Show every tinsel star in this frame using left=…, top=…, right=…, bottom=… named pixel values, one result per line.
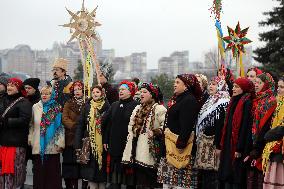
left=223, top=22, right=252, bottom=57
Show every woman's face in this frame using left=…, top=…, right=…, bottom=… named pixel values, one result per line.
left=208, top=81, right=218, bottom=95
left=7, top=83, right=19, bottom=95
left=247, top=70, right=257, bottom=83
left=232, top=83, right=244, bottom=97
left=255, top=77, right=265, bottom=93
left=41, top=91, right=51, bottom=103
left=277, top=80, right=284, bottom=96
left=119, top=85, right=131, bottom=100
left=74, top=85, right=83, bottom=98
left=174, top=78, right=187, bottom=95
left=196, top=76, right=204, bottom=92
left=140, top=88, right=152, bottom=104
left=92, top=88, right=102, bottom=101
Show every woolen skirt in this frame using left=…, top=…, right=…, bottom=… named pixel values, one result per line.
left=33, top=154, right=62, bottom=189
left=263, top=162, right=284, bottom=189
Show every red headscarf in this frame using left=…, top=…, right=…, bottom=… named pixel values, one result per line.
left=8, top=78, right=26, bottom=96
left=220, top=77, right=254, bottom=161
left=252, top=73, right=277, bottom=142
left=119, top=80, right=136, bottom=97
left=70, top=81, right=84, bottom=96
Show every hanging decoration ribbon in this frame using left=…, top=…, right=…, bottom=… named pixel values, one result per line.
left=61, top=0, right=102, bottom=99
left=222, top=22, right=252, bottom=77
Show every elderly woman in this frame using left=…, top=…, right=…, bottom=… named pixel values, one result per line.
left=262, top=76, right=284, bottom=189
left=75, top=85, right=110, bottom=189
left=247, top=73, right=277, bottom=189
left=157, top=74, right=202, bottom=189
left=28, top=85, right=65, bottom=189
left=122, top=82, right=166, bottom=188
left=62, top=81, right=85, bottom=189
left=218, top=78, right=254, bottom=189
left=103, top=81, right=139, bottom=189
left=0, top=78, right=32, bottom=189
left=195, top=76, right=230, bottom=189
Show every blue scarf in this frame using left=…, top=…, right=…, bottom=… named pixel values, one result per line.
left=40, top=98, right=63, bottom=160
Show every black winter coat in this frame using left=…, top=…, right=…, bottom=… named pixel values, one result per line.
left=0, top=93, right=32, bottom=147
left=103, top=97, right=139, bottom=157
left=166, top=90, right=199, bottom=149
left=75, top=99, right=110, bottom=182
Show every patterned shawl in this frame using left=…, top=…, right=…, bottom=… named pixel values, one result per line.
left=196, top=77, right=230, bottom=137
left=252, top=73, right=277, bottom=142
left=40, top=98, right=63, bottom=160
left=87, top=98, right=105, bottom=169
left=262, top=95, right=284, bottom=172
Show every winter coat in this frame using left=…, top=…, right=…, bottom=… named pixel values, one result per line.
left=103, top=97, right=139, bottom=158
left=0, top=93, right=32, bottom=147
left=28, top=101, right=65, bottom=154
left=166, top=90, right=200, bottom=149
left=62, top=98, right=83, bottom=147
left=122, top=103, right=167, bottom=168
left=74, top=99, right=110, bottom=182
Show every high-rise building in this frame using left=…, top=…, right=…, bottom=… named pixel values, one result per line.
left=1, top=45, right=35, bottom=76
left=158, top=51, right=189, bottom=77
left=130, top=52, right=147, bottom=80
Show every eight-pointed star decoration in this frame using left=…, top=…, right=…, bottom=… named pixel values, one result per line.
left=60, top=0, right=101, bottom=43
left=222, top=22, right=252, bottom=58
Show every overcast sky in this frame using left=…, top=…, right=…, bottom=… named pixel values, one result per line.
left=0, top=0, right=278, bottom=68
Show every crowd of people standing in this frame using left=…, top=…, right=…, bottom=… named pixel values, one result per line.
left=0, top=57, right=283, bottom=189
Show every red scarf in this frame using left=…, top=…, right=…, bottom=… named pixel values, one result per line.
left=0, top=147, right=16, bottom=175
left=220, top=94, right=251, bottom=161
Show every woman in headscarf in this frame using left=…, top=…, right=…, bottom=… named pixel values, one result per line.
left=75, top=85, right=110, bottom=189
left=246, top=73, right=277, bottom=189
left=218, top=77, right=254, bottom=189
left=62, top=81, right=85, bottom=189
left=195, top=76, right=230, bottom=189
left=195, top=74, right=209, bottom=105
left=0, top=78, right=32, bottom=189
left=157, top=74, right=202, bottom=189
left=102, top=81, right=139, bottom=189
left=262, top=76, right=284, bottom=189
left=246, top=67, right=263, bottom=83
left=28, top=85, right=65, bottom=189
left=122, top=82, right=166, bottom=189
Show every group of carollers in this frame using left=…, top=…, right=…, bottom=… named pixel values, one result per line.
left=0, top=57, right=283, bottom=189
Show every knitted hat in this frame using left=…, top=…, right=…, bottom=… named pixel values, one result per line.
left=234, top=77, right=254, bottom=94
left=23, top=78, right=40, bottom=90
left=119, top=80, right=136, bottom=97
left=52, top=58, right=68, bottom=71
left=8, top=78, right=23, bottom=92
left=0, top=76, right=8, bottom=87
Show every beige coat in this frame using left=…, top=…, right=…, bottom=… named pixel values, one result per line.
left=122, top=103, right=167, bottom=168
left=28, top=101, right=65, bottom=155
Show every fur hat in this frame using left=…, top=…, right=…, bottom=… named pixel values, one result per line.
left=52, top=58, right=68, bottom=71
left=23, top=78, right=40, bottom=90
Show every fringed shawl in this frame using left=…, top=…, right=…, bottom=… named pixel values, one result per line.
left=196, top=77, right=230, bottom=137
